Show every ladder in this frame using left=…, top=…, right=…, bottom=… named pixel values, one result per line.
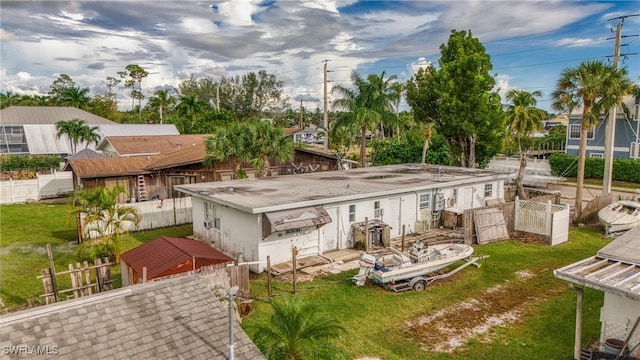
left=137, top=174, right=148, bottom=201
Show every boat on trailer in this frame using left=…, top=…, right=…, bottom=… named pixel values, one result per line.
left=353, top=241, right=483, bottom=292
left=598, top=200, right=640, bottom=236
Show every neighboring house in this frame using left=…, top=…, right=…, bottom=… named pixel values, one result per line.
left=0, top=106, right=179, bottom=156
left=554, top=226, right=640, bottom=359
left=120, top=236, right=234, bottom=285
left=176, top=163, right=510, bottom=273
left=565, top=95, right=640, bottom=159
left=68, top=137, right=341, bottom=202
left=0, top=275, right=264, bottom=359
left=96, top=134, right=204, bottom=158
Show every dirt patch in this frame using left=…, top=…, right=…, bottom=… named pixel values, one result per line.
left=510, top=231, right=551, bottom=245
left=405, top=269, right=562, bottom=353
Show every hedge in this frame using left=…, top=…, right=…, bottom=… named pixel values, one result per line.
left=0, top=154, right=62, bottom=172
left=548, top=153, right=640, bottom=182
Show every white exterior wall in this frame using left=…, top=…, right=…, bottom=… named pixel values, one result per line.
left=600, top=293, right=640, bottom=356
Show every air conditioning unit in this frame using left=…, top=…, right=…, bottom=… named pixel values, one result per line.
left=203, top=220, right=213, bottom=229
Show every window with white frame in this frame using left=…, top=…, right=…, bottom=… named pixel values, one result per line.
left=569, top=124, right=594, bottom=140
left=589, top=153, right=603, bottom=159
left=374, top=201, right=383, bottom=218
left=205, top=202, right=221, bottom=230
left=484, top=184, right=493, bottom=197
left=349, top=204, right=356, bottom=222
left=419, top=194, right=431, bottom=210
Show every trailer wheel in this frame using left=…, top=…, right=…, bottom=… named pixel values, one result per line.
left=413, top=280, right=427, bottom=292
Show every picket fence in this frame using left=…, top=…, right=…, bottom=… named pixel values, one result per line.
left=0, top=171, right=73, bottom=204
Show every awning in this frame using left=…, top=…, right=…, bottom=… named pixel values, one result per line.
left=265, top=206, right=332, bottom=232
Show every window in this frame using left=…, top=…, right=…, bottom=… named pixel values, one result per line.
left=349, top=204, right=356, bottom=222
left=484, top=184, right=493, bottom=197
left=569, top=124, right=594, bottom=140
left=419, top=194, right=431, bottom=210
left=374, top=201, right=383, bottom=218
left=589, top=153, right=603, bottom=159
left=205, top=202, right=221, bottom=230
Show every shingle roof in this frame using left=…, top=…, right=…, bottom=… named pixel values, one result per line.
left=0, top=276, right=265, bottom=359
left=145, top=141, right=208, bottom=170
left=120, top=237, right=234, bottom=279
left=0, top=106, right=116, bottom=125
left=99, top=134, right=208, bottom=157
left=69, top=157, right=156, bottom=178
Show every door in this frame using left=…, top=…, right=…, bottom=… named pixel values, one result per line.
left=322, top=207, right=340, bottom=251
left=388, top=198, right=401, bottom=236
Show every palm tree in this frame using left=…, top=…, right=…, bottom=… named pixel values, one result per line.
left=254, top=296, right=345, bottom=360
left=332, top=71, right=394, bottom=167
left=551, top=60, right=631, bottom=220
left=55, top=118, right=100, bottom=155
left=177, top=93, right=207, bottom=124
left=505, top=90, right=547, bottom=199
left=148, top=89, right=175, bottom=124
left=247, top=121, right=294, bottom=177
left=205, top=123, right=250, bottom=178
left=69, top=186, right=140, bottom=261
left=368, top=71, right=397, bottom=140
left=61, top=86, right=91, bottom=109
left=389, top=81, right=405, bottom=138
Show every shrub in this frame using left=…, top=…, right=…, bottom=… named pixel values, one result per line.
left=548, top=153, right=640, bottom=182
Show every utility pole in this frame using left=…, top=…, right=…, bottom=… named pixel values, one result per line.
left=323, top=60, right=329, bottom=154
left=602, top=20, right=622, bottom=195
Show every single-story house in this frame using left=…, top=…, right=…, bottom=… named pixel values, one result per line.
left=68, top=136, right=341, bottom=201
left=565, top=95, right=639, bottom=159
left=554, top=226, right=640, bottom=359
left=176, top=163, right=511, bottom=273
left=120, top=236, right=235, bottom=285
left=0, top=275, right=264, bottom=359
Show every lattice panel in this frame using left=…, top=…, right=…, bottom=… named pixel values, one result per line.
left=602, top=319, right=640, bottom=356
left=518, top=201, right=547, bottom=212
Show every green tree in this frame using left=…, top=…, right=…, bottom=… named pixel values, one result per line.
left=332, top=71, right=395, bottom=167
left=177, top=93, right=208, bottom=124
left=406, top=65, right=441, bottom=164
left=55, top=118, right=100, bottom=155
left=69, top=186, right=140, bottom=261
left=411, top=30, right=505, bottom=168
left=254, top=296, right=345, bottom=360
left=119, top=64, right=149, bottom=118
left=148, top=89, right=176, bottom=124
left=551, top=60, right=631, bottom=220
left=48, top=74, right=76, bottom=105
left=61, top=86, right=91, bottom=109
left=505, top=90, right=547, bottom=199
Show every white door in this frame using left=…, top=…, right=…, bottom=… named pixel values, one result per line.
left=388, top=198, right=401, bottom=236
left=322, top=207, right=339, bottom=251
left=459, top=187, right=475, bottom=210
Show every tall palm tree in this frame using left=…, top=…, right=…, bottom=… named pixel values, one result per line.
left=55, top=118, right=99, bottom=155
left=389, top=81, right=405, bottom=138
left=332, top=71, right=394, bottom=167
left=254, top=296, right=345, bottom=360
left=177, top=93, right=206, bottom=124
left=551, top=60, right=631, bottom=220
left=247, top=121, right=294, bottom=177
left=149, top=89, right=176, bottom=124
left=61, top=86, right=91, bottom=109
left=368, top=71, right=397, bottom=140
left=505, top=90, right=547, bottom=199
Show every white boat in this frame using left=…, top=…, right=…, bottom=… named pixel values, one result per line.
left=354, top=241, right=475, bottom=288
left=598, top=200, right=640, bottom=235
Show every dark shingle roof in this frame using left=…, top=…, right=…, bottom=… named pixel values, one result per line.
left=0, top=106, right=116, bottom=125
left=0, top=276, right=264, bottom=359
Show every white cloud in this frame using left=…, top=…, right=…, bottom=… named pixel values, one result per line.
left=0, top=28, right=16, bottom=41
left=215, top=0, right=262, bottom=27
left=555, top=37, right=598, bottom=48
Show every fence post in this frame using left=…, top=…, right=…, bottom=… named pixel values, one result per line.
left=36, top=173, right=41, bottom=201
left=69, top=264, right=79, bottom=299
left=41, top=268, right=56, bottom=304
left=94, top=258, right=104, bottom=292
left=546, top=200, right=552, bottom=236
left=266, top=256, right=272, bottom=298
left=292, top=247, right=297, bottom=295
left=46, top=244, right=59, bottom=302
left=514, top=196, right=520, bottom=231
left=83, top=261, right=92, bottom=296
left=10, top=178, right=14, bottom=204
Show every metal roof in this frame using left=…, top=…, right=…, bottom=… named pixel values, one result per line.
left=0, top=106, right=116, bottom=125
left=23, top=125, right=70, bottom=154
left=97, top=124, right=179, bottom=137
left=554, top=227, right=640, bottom=301
left=120, top=237, right=234, bottom=279
left=176, top=163, right=511, bottom=214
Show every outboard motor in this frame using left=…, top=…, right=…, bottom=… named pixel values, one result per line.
left=353, top=253, right=376, bottom=287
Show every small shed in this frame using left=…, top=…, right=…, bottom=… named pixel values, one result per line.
left=120, top=236, right=234, bottom=285
left=352, top=219, right=391, bottom=251
left=554, top=226, right=640, bottom=359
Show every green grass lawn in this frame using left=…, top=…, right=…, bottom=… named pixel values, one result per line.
left=1, top=203, right=612, bottom=359
left=0, top=203, right=192, bottom=310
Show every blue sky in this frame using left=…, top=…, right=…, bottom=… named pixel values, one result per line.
left=1, top=1, right=638, bottom=113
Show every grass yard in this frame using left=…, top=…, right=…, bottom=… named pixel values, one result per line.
left=0, top=203, right=613, bottom=359
left=0, top=203, right=192, bottom=310
left=241, top=227, right=610, bottom=360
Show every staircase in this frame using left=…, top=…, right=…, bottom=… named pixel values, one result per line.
left=137, top=174, right=148, bottom=202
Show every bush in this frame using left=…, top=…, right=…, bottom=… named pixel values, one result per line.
left=0, top=154, right=62, bottom=172
left=548, top=153, right=640, bottom=182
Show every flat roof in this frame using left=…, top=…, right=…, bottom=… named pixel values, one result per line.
left=176, top=163, right=512, bottom=214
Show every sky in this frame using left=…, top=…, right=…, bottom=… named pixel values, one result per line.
left=1, top=0, right=639, bottom=114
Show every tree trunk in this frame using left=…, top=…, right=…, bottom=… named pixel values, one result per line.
left=360, top=124, right=367, bottom=168
left=575, top=124, right=589, bottom=221
left=159, top=106, right=163, bottom=125
left=260, top=156, right=271, bottom=178
left=459, top=138, right=468, bottom=168
left=421, top=126, right=431, bottom=164
left=468, top=134, right=477, bottom=168
left=515, top=136, right=527, bottom=199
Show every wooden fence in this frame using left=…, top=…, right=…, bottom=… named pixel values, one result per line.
left=39, top=258, right=112, bottom=304
left=0, top=171, right=73, bottom=204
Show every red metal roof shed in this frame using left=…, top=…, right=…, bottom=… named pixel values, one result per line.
left=120, top=236, right=234, bottom=284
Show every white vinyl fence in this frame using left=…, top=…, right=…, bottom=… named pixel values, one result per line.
left=82, top=197, right=193, bottom=240
left=0, top=171, right=73, bottom=204
left=514, top=197, right=570, bottom=245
